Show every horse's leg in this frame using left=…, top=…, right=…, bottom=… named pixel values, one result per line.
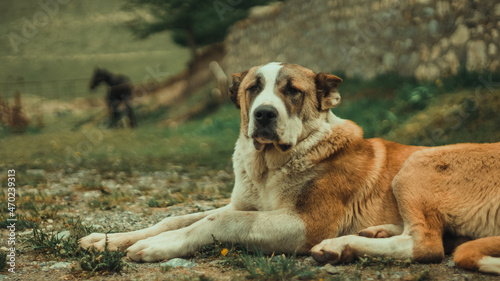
left=108, top=98, right=120, bottom=128
left=124, top=98, right=137, bottom=128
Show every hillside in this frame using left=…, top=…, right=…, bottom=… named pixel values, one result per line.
left=0, top=0, right=189, bottom=84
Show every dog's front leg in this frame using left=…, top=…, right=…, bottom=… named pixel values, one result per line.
left=126, top=209, right=307, bottom=262
left=79, top=205, right=234, bottom=252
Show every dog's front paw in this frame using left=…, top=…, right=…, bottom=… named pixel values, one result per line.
left=126, top=232, right=184, bottom=262
left=311, top=237, right=355, bottom=264
left=79, top=233, right=131, bottom=252
left=79, top=233, right=107, bottom=251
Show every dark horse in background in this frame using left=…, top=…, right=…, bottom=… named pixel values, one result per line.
left=89, top=67, right=137, bottom=128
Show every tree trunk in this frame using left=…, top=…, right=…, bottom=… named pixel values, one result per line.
left=186, top=25, right=197, bottom=73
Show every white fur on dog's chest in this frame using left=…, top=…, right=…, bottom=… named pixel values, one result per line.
left=232, top=167, right=300, bottom=211
left=231, top=137, right=318, bottom=211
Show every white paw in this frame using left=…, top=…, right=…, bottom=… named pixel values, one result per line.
left=126, top=232, right=185, bottom=262
left=79, top=233, right=131, bottom=252
left=311, top=237, right=354, bottom=264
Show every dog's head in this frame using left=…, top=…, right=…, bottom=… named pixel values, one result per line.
left=230, top=62, right=342, bottom=153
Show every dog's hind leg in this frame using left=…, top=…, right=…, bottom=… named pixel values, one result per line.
left=453, top=237, right=500, bottom=275
left=311, top=233, right=415, bottom=264
left=312, top=156, right=447, bottom=264
left=311, top=218, right=444, bottom=265
left=358, top=224, right=404, bottom=238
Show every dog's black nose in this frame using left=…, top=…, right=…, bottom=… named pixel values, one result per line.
left=254, top=105, right=278, bottom=126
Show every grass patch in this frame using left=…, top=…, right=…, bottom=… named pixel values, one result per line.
left=355, top=255, right=411, bottom=270
left=1, top=102, right=239, bottom=172
left=77, top=238, right=127, bottom=275
left=240, top=252, right=315, bottom=280
left=198, top=238, right=315, bottom=280
left=27, top=218, right=93, bottom=258
left=196, top=236, right=246, bottom=268
left=0, top=214, right=40, bottom=231
left=86, top=190, right=134, bottom=211
left=416, top=269, right=431, bottom=281
left=26, top=218, right=128, bottom=276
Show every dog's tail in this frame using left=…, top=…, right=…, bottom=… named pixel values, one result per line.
left=453, top=236, right=500, bottom=275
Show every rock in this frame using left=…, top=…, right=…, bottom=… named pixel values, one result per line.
left=428, top=20, right=439, bottom=34
left=40, top=261, right=57, bottom=267
left=322, top=263, right=342, bottom=275
left=50, top=262, right=72, bottom=269
left=27, top=169, right=45, bottom=176
left=450, top=24, right=469, bottom=46
left=55, top=230, right=70, bottom=240
left=420, top=45, right=430, bottom=62
left=376, top=271, right=386, bottom=279
left=489, top=43, right=498, bottom=56
left=495, top=3, right=500, bottom=16
left=383, top=53, right=397, bottom=69
left=402, top=38, right=413, bottom=49
left=430, top=44, right=441, bottom=60
left=161, top=258, right=196, bottom=269
left=423, top=7, right=435, bottom=17
left=302, top=256, right=316, bottom=266
left=492, top=29, right=499, bottom=40
left=439, top=38, right=449, bottom=49
left=415, top=63, right=440, bottom=81
left=466, top=40, right=487, bottom=71
left=83, top=190, right=101, bottom=199
left=436, top=1, right=450, bottom=17
left=441, top=50, right=460, bottom=75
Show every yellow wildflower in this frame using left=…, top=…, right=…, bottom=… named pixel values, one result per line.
left=221, top=248, right=229, bottom=256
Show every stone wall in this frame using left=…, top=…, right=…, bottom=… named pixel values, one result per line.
left=223, top=0, right=500, bottom=80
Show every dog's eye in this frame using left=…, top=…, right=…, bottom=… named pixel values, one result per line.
left=287, top=87, right=301, bottom=96
left=247, top=84, right=259, bottom=93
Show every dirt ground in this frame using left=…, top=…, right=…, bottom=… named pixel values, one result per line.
left=1, top=169, right=499, bottom=281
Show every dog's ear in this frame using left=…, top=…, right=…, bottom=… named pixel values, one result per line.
left=229, top=71, right=248, bottom=109
left=315, top=72, right=343, bottom=111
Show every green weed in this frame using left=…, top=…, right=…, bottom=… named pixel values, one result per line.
left=417, top=269, right=431, bottom=281
left=196, top=236, right=245, bottom=268
left=80, top=181, right=104, bottom=191
left=198, top=238, right=316, bottom=279
left=355, top=255, right=411, bottom=270
left=27, top=218, right=93, bottom=258
left=0, top=251, right=6, bottom=272
left=0, top=214, right=40, bottom=231
left=147, top=191, right=186, bottom=208
left=26, top=218, right=128, bottom=275
left=240, top=251, right=316, bottom=280
left=77, top=237, right=127, bottom=275
left=86, top=190, right=134, bottom=210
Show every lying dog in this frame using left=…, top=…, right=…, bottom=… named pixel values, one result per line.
left=80, top=62, right=499, bottom=275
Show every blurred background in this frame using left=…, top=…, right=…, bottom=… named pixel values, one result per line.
left=1, top=0, right=499, bottom=173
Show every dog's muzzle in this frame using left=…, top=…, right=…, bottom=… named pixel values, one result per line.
left=251, top=105, right=292, bottom=153
left=252, top=104, right=279, bottom=139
